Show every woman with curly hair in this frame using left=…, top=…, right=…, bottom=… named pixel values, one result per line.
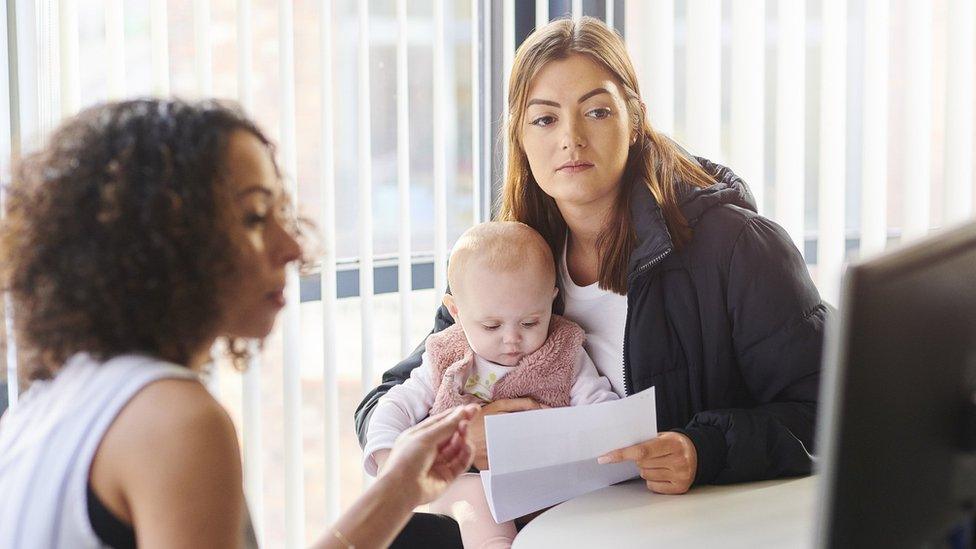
left=0, top=98, right=477, bottom=548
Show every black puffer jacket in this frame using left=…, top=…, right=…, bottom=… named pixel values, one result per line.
left=356, top=157, right=827, bottom=485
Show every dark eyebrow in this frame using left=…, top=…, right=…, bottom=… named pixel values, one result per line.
left=236, top=186, right=274, bottom=199
left=526, top=87, right=611, bottom=109
left=578, top=87, right=609, bottom=103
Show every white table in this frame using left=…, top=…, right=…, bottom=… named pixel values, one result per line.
left=512, top=476, right=817, bottom=548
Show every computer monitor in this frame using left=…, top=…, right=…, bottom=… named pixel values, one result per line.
left=815, top=220, right=976, bottom=548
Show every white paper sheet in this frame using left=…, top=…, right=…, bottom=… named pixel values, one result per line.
left=479, top=387, right=657, bottom=523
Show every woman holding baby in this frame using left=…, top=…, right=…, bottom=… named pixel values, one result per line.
left=358, top=16, right=826, bottom=548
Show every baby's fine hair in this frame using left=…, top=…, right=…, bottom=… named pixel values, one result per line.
left=447, top=221, right=555, bottom=296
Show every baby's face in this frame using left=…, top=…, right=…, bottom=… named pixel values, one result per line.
left=450, top=265, right=557, bottom=367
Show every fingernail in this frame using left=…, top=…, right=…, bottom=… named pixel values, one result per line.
left=597, top=456, right=611, bottom=464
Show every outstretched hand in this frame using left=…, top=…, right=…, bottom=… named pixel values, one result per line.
left=380, top=404, right=479, bottom=505
left=597, top=432, right=698, bottom=494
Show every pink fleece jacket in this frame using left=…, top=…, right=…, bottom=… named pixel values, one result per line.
left=426, top=314, right=585, bottom=415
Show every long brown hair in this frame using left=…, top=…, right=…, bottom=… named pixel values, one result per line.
left=498, top=17, right=715, bottom=294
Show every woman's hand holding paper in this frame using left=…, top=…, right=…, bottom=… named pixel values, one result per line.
left=598, top=432, right=698, bottom=494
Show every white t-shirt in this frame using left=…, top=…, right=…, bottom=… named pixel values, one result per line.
left=558, top=242, right=630, bottom=397
left=363, top=347, right=618, bottom=475
left=0, top=353, right=197, bottom=548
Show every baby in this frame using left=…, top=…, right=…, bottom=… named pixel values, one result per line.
left=363, top=221, right=618, bottom=548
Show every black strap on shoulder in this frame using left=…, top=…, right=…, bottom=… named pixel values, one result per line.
left=86, top=482, right=136, bottom=549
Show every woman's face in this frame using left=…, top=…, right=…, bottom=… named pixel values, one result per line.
left=521, top=54, right=634, bottom=213
left=217, top=131, right=301, bottom=339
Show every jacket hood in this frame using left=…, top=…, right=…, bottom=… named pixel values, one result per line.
left=628, top=156, right=758, bottom=275
left=677, top=157, right=758, bottom=224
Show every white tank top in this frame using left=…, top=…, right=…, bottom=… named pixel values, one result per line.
left=559, top=241, right=630, bottom=396
left=0, top=353, right=197, bottom=548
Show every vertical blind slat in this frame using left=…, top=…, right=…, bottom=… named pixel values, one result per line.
left=944, top=0, right=974, bottom=224
left=8, top=1, right=38, bottom=155
left=396, top=0, right=412, bottom=357
left=626, top=0, right=674, bottom=135
left=197, top=0, right=218, bottom=396
left=684, top=0, right=721, bottom=162
left=730, top=0, right=765, bottom=213
left=37, top=1, right=58, bottom=134
left=471, top=0, right=482, bottom=223
left=817, top=0, right=847, bottom=303
left=193, top=0, right=211, bottom=96
left=0, top=1, right=10, bottom=162
left=319, top=0, right=340, bottom=525
left=901, top=1, right=932, bottom=241
left=3, top=294, right=15, bottom=408
left=433, top=0, right=447, bottom=297
left=774, top=0, right=805, bottom=253
left=1, top=0, right=23, bottom=409
left=236, top=0, right=252, bottom=110
left=150, top=0, right=169, bottom=96
left=105, top=0, right=125, bottom=99
left=278, top=2, right=304, bottom=546
left=0, top=0, right=10, bottom=403
left=58, top=0, right=79, bottom=115
left=241, top=357, right=264, bottom=545
left=502, top=0, right=513, bottom=178
left=482, top=0, right=492, bottom=218
left=536, top=0, right=548, bottom=28
left=0, top=21, right=11, bottom=393
left=357, top=0, right=375, bottom=405
left=236, top=0, right=264, bottom=544
left=859, top=0, right=889, bottom=257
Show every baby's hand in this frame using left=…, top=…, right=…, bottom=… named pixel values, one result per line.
left=468, top=398, right=542, bottom=469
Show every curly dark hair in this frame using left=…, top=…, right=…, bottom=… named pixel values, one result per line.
left=0, top=98, right=281, bottom=379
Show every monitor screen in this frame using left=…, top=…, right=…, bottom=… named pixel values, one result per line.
left=815, top=221, right=976, bottom=548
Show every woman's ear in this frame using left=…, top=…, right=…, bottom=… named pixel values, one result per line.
left=442, top=293, right=460, bottom=319
left=552, top=286, right=559, bottom=300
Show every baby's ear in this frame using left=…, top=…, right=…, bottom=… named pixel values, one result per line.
left=442, top=293, right=459, bottom=319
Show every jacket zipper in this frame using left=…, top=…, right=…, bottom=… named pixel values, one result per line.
left=622, top=248, right=672, bottom=396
